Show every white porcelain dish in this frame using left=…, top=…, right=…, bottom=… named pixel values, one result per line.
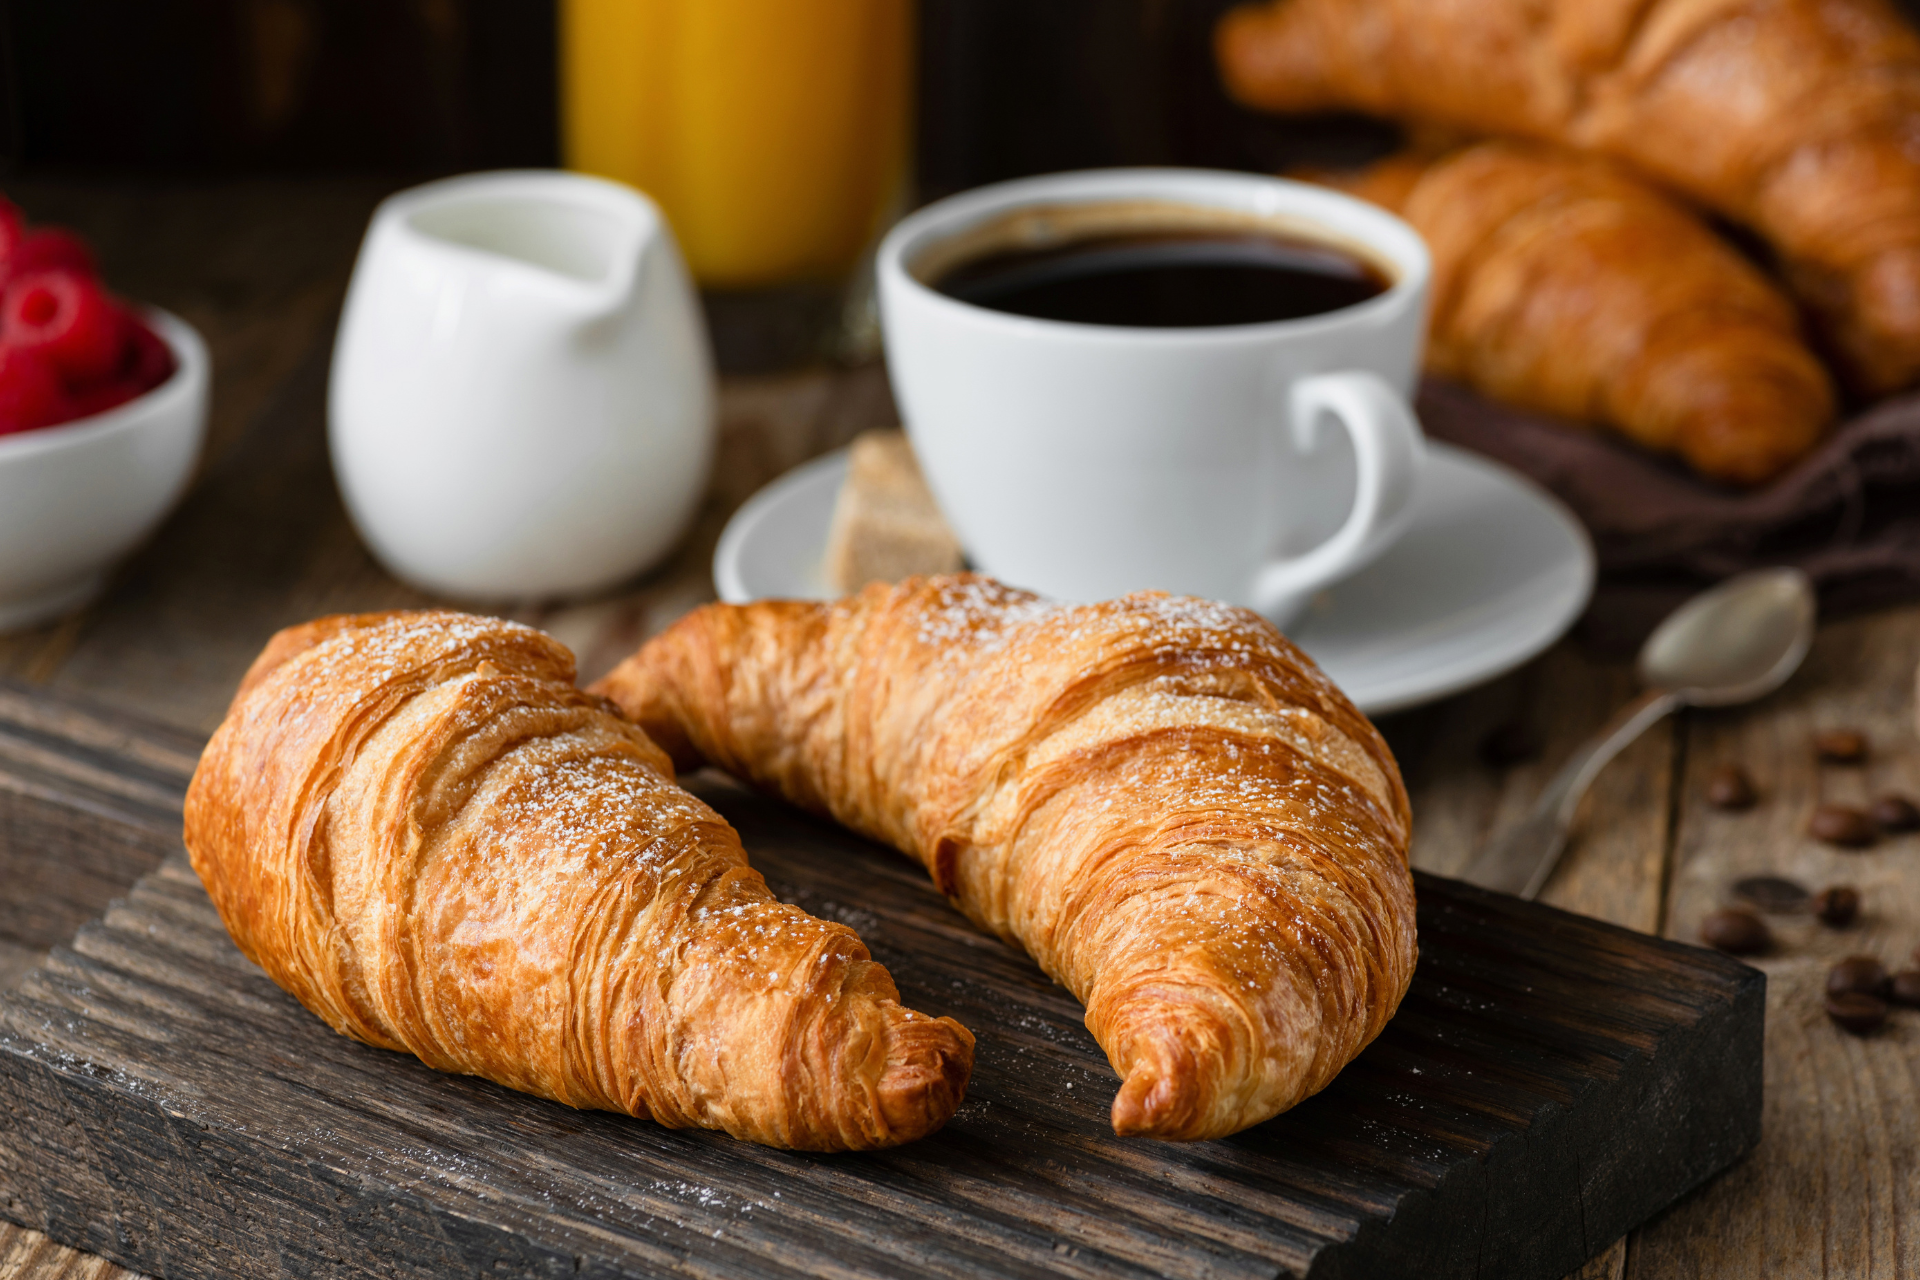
left=0, top=309, right=209, bottom=631
left=713, top=441, right=1595, bottom=715
left=330, top=170, right=714, bottom=602
left=878, top=168, right=1432, bottom=626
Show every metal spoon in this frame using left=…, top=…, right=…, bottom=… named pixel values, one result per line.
left=1459, top=566, right=1816, bottom=899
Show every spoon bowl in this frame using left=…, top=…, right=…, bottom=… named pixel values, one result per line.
left=1465, top=566, right=1817, bottom=898
left=1637, top=567, right=1816, bottom=706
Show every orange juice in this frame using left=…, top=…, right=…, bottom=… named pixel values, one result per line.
left=561, top=0, right=913, bottom=289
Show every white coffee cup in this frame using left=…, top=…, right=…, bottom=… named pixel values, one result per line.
left=877, top=168, right=1429, bottom=625
left=330, top=170, right=715, bottom=601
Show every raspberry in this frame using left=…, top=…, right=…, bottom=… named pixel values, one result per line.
left=2, top=269, right=127, bottom=384
left=120, top=311, right=175, bottom=391
left=0, top=345, right=72, bottom=435
left=59, top=312, right=174, bottom=421
left=66, top=377, right=143, bottom=421
left=8, top=228, right=96, bottom=281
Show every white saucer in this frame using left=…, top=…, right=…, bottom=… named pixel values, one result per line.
left=713, top=442, right=1595, bottom=715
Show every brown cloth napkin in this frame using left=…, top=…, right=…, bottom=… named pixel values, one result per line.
left=1416, top=379, right=1920, bottom=653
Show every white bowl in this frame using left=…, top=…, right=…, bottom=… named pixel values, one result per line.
left=0, top=309, right=209, bottom=631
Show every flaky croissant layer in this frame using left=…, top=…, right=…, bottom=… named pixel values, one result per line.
left=1311, top=142, right=1835, bottom=485
left=184, top=610, right=972, bottom=1151
left=595, top=576, right=1418, bottom=1141
left=1219, top=0, right=1920, bottom=396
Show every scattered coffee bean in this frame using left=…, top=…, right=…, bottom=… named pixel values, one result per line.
left=1814, top=727, right=1869, bottom=764
left=1705, top=763, right=1758, bottom=810
left=1825, top=991, right=1889, bottom=1036
left=1891, top=970, right=1920, bottom=1009
left=1700, top=908, right=1770, bottom=955
left=1479, top=720, right=1541, bottom=768
left=1812, top=885, right=1861, bottom=927
left=1731, top=875, right=1809, bottom=914
left=1827, top=955, right=1892, bottom=999
left=1870, top=794, right=1920, bottom=833
left=1809, top=803, right=1877, bottom=848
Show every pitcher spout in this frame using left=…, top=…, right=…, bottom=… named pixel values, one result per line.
left=398, top=170, right=660, bottom=325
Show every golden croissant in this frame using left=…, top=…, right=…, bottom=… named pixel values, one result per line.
left=1218, top=0, right=1920, bottom=397
left=1309, top=142, right=1835, bottom=485
left=592, top=576, right=1417, bottom=1141
left=183, top=610, right=973, bottom=1151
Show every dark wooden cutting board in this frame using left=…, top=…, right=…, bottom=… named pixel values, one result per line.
left=0, top=682, right=202, bottom=957
left=0, top=682, right=1763, bottom=1280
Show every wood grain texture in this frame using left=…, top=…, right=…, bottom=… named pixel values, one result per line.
left=0, top=683, right=199, bottom=955
left=1384, top=642, right=1677, bottom=1279
left=1401, top=603, right=1920, bottom=1278
left=1631, top=603, right=1920, bottom=1279
left=0, top=944, right=41, bottom=996
left=0, top=686, right=193, bottom=1280
left=1569, top=1240, right=1627, bottom=1280
left=0, top=1220, right=142, bottom=1280
left=0, top=727, right=1761, bottom=1280
left=1385, top=639, right=1676, bottom=935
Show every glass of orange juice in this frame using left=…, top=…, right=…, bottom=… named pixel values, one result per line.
left=561, top=0, right=914, bottom=292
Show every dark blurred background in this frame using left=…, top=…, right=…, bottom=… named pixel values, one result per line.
left=0, top=0, right=1400, bottom=194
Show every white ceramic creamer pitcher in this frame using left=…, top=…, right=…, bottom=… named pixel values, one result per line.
left=330, top=171, right=715, bottom=600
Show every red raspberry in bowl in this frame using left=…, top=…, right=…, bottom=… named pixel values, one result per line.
left=0, top=199, right=176, bottom=436
left=5, top=228, right=97, bottom=287
left=0, top=345, right=71, bottom=435
left=120, top=317, right=175, bottom=392
left=3, top=269, right=127, bottom=384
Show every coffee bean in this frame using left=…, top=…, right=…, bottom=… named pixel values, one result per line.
left=1731, top=875, right=1809, bottom=914
left=1812, top=885, right=1861, bottom=927
left=1827, top=955, right=1892, bottom=999
left=1700, top=908, right=1770, bottom=955
left=1705, top=763, right=1758, bottom=810
left=1825, top=992, right=1888, bottom=1036
left=1870, top=794, right=1920, bottom=833
left=1809, top=803, right=1877, bottom=848
left=1479, top=720, right=1541, bottom=768
left=1891, top=970, right=1920, bottom=1009
left=1814, top=728, right=1869, bottom=764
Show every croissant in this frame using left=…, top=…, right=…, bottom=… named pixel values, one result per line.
left=183, top=610, right=973, bottom=1151
left=1217, top=0, right=1920, bottom=397
left=1309, top=142, right=1835, bottom=485
left=592, top=576, right=1417, bottom=1142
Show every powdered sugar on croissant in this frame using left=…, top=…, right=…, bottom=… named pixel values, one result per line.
left=594, top=576, right=1417, bottom=1140
left=185, top=609, right=973, bottom=1151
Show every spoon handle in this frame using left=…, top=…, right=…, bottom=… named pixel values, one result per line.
left=1459, top=688, right=1683, bottom=899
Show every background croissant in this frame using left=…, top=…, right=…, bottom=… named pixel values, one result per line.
left=184, top=609, right=973, bottom=1151
left=1218, top=0, right=1920, bottom=398
left=1308, top=141, right=1835, bottom=486
left=593, top=576, right=1418, bottom=1142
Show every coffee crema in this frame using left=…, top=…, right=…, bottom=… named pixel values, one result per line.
left=933, top=228, right=1390, bottom=328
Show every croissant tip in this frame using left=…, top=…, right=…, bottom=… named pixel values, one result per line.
left=871, top=1015, right=975, bottom=1145
left=1110, top=1060, right=1209, bottom=1141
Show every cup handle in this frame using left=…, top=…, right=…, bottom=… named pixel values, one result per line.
left=1251, top=370, right=1426, bottom=621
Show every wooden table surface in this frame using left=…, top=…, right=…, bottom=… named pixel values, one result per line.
left=0, top=177, right=1914, bottom=1280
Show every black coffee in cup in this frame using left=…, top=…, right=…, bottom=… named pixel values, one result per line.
left=933, top=222, right=1389, bottom=328
left=882, top=177, right=1428, bottom=619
